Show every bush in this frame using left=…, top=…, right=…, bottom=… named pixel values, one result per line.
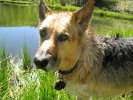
left=95, top=0, right=117, bottom=9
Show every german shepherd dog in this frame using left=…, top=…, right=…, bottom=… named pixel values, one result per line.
left=34, top=0, right=133, bottom=99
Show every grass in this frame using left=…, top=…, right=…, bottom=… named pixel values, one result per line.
left=92, top=15, right=133, bottom=36
left=0, top=0, right=33, bottom=4
left=0, top=0, right=133, bottom=19
left=94, top=8, right=133, bottom=21
left=0, top=48, right=76, bottom=100
left=0, top=48, right=10, bottom=100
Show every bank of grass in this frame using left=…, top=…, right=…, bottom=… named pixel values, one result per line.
left=92, top=14, right=133, bottom=37
left=0, top=0, right=133, bottom=20
left=0, top=48, right=10, bottom=100
left=0, top=48, right=76, bottom=100
left=0, top=0, right=33, bottom=4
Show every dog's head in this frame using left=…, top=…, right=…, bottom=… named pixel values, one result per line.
left=34, top=0, right=95, bottom=72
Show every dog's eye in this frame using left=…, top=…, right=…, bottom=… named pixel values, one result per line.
left=57, top=33, right=69, bottom=42
left=40, top=28, right=47, bottom=38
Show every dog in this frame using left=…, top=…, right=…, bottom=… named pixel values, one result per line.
left=34, top=0, right=133, bottom=99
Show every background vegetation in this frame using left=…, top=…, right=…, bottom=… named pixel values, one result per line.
left=0, top=48, right=76, bottom=100
left=0, top=0, right=132, bottom=13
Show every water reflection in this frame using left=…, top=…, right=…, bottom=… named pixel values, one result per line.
left=0, top=27, right=40, bottom=58
left=0, top=3, right=38, bottom=26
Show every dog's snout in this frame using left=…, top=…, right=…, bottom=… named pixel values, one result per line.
left=34, top=57, right=49, bottom=68
left=34, top=56, right=50, bottom=68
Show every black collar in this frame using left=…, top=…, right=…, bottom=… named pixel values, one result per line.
left=58, top=61, right=79, bottom=75
left=55, top=61, right=79, bottom=90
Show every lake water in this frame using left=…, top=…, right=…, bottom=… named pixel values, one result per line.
left=0, top=27, right=39, bottom=57
left=0, top=3, right=39, bottom=58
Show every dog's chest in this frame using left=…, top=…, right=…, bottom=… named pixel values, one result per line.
left=66, top=82, right=90, bottom=96
left=65, top=81, right=106, bottom=96
left=65, top=77, right=133, bottom=96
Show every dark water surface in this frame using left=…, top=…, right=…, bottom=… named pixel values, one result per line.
left=0, top=3, right=40, bottom=58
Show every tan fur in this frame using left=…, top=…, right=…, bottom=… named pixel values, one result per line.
left=34, top=0, right=133, bottom=100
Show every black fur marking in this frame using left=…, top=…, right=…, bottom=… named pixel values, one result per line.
left=102, top=37, right=133, bottom=70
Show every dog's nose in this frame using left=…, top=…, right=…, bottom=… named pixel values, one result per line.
left=34, top=57, right=49, bottom=68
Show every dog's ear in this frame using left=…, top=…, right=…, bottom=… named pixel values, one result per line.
left=39, top=0, right=50, bottom=21
left=72, top=0, right=95, bottom=29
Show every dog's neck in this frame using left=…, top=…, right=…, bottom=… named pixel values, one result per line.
left=59, top=60, right=79, bottom=75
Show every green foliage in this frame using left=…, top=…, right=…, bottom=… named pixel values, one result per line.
left=95, top=0, right=133, bottom=13
left=92, top=14, right=133, bottom=36
left=22, top=47, right=32, bottom=70
left=13, top=70, right=75, bottom=100
left=94, top=8, right=133, bottom=21
left=0, top=50, right=75, bottom=100
left=0, top=0, right=133, bottom=13
left=95, top=0, right=117, bottom=8
left=0, top=48, right=11, bottom=100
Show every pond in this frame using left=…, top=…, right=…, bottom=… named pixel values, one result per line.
left=0, top=3, right=39, bottom=58
left=0, top=27, right=39, bottom=57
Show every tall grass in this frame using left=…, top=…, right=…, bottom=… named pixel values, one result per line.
left=0, top=48, right=10, bottom=100
left=0, top=48, right=75, bottom=100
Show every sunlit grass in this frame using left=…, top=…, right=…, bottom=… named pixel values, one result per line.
left=92, top=15, right=133, bottom=36
left=0, top=49, right=76, bottom=100
left=0, top=48, right=11, bottom=100
left=0, top=0, right=33, bottom=4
